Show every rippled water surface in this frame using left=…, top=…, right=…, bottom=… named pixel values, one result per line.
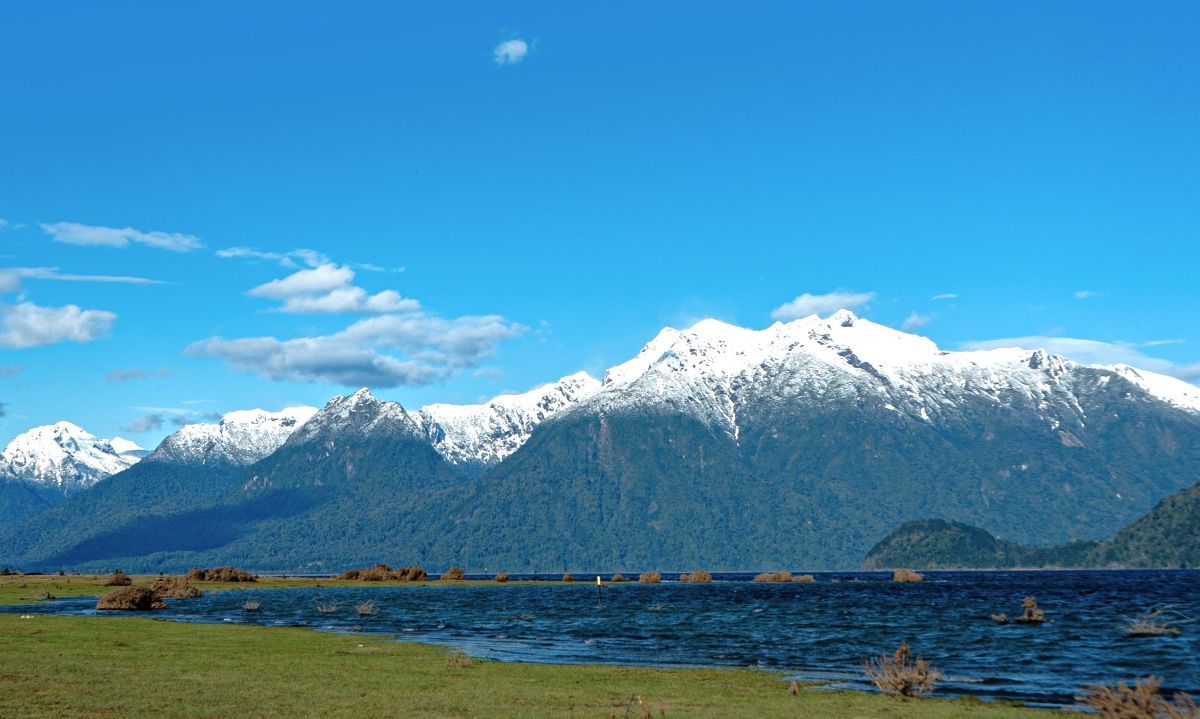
left=9, top=570, right=1199, bottom=706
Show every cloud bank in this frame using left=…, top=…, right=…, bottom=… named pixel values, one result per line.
left=0, top=302, right=116, bottom=349
left=42, top=221, right=202, bottom=252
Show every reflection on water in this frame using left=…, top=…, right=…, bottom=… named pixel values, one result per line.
left=8, top=570, right=1199, bottom=706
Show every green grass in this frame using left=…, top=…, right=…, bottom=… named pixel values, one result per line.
left=0, top=613, right=1062, bottom=718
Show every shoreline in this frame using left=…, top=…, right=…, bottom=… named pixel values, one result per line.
left=0, top=612, right=1062, bottom=718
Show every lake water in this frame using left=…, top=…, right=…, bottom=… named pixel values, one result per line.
left=7, top=570, right=1198, bottom=707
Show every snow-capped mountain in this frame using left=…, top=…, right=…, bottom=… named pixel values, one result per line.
left=0, top=422, right=146, bottom=494
left=580, top=310, right=1200, bottom=440
left=410, top=372, right=601, bottom=467
left=148, top=406, right=318, bottom=466
left=286, top=388, right=419, bottom=447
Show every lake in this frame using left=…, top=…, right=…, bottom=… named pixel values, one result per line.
left=7, top=569, right=1198, bottom=707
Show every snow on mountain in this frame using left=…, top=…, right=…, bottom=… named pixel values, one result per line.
left=410, top=372, right=601, bottom=467
left=148, top=406, right=318, bottom=466
left=581, top=310, right=1200, bottom=439
left=1, top=422, right=146, bottom=494
left=286, top=388, right=419, bottom=446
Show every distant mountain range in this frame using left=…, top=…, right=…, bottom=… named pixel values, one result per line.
left=864, top=480, right=1200, bottom=569
left=3, top=310, right=1200, bottom=572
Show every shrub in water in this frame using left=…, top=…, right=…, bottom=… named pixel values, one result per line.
left=678, top=571, right=712, bottom=583
left=862, top=643, right=940, bottom=698
left=610, top=574, right=627, bottom=582
left=151, top=576, right=202, bottom=599
left=792, top=574, right=815, bottom=583
left=893, top=569, right=924, bottom=583
left=97, top=587, right=165, bottom=611
left=243, top=600, right=261, bottom=612
left=562, top=573, right=574, bottom=582
left=441, top=566, right=466, bottom=581
left=1016, top=596, right=1045, bottom=624
left=753, top=571, right=792, bottom=583
left=494, top=572, right=508, bottom=583
left=639, top=572, right=662, bottom=584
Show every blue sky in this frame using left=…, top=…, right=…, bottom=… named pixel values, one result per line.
left=2, top=1, right=1198, bottom=447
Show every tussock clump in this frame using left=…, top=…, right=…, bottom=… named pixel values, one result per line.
left=441, top=566, right=466, bottom=581
left=754, top=571, right=793, bottom=583
left=610, top=574, right=627, bottom=582
left=792, top=574, right=815, bottom=583
left=336, top=564, right=428, bottom=582
left=1016, top=596, right=1045, bottom=624
left=1123, top=608, right=1190, bottom=637
left=189, top=566, right=257, bottom=583
left=620, top=695, right=664, bottom=719
left=678, top=571, right=712, bottom=583
left=639, top=572, right=662, bottom=584
left=991, top=613, right=1009, bottom=625
left=494, top=572, right=508, bottom=583
left=151, top=576, right=203, bottom=599
left=1079, top=677, right=1199, bottom=718
left=243, top=600, right=261, bottom=612
left=562, top=573, right=574, bottom=582
left=862, top=643, right=941, bottom=698
left=97, top=587, right=165, bottom=611
left=355, top=600, right=377, bottom=616
left=893, top=569, right=924, bottom=583
left=315, top=599, right=339, bottom=614
left=446, top=651, right=473, bottom=668
left=104, top=571, right=132, bottom=587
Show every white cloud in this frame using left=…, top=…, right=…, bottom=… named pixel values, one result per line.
left=932, top=293, right=958, bottom=301
left=901, top=312, right=932, bottom=331
left=0, top=266, right=164, bottom=293
left=961, top=335, right=1200, bottom=382
left=0, top=302, right=116, bottom=349
left=246, top=263, right=420, bottom=314
left=216, top=247, right=328, bottom=269
left=187, top=313, right=525, bottom=388
left=41, top=221, right=202, bottom=252
left=494, top=38, right=529, bottom=65
left=1074, top=290, right=1101, bottom=300
left=771, top=291, right=876, bottom=321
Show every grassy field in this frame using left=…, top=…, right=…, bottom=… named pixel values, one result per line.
left=0, top=612, right=1063, bottom=718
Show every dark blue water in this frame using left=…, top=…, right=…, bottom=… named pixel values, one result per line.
left=8, top=570, right=1198, bottom=707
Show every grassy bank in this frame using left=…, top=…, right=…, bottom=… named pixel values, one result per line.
left=0, top=613, right=1061, bottom=718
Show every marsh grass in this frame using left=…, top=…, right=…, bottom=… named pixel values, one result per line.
left=314, top=599, right=340, bottom=614
left=1079, top=677, right=1199, bottom=718
left=1122, top=608, right=1191, bottom=638
left=354, top=600, right=377, bottom=617
left=1016, top=597, right=1045, bottom=624
left=243, top=600, right=261, bottom=612
left=445, top=650, right=473, bottom=668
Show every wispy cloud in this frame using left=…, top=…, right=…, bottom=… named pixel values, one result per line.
left=105, top=367, right=172, bottom=383
left=187, top=313, right=525, bottom=388
left=122, top=414, right=164, bottom=433
left=494, top=38, right=529, bottom=65
left=247, top=263, right=420, bottom=314
left=771, top=291, right=875, bottom=321
left=961, top=335, right=1200, bottom=382
left=901, top=312, right=932, bottom=331
left=42, top=221, right=202, bottom=252
left=216, top=247, right=329, bottom=269
left=0, top=302, right=116, bottom=349
left=932, top=293, right=958, bottom=301
left=1074, top=290, right=1102, bottom=300
left=0, top=266, right=164, bottom=293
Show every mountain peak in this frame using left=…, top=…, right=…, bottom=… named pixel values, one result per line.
left=148, top=406, right=318, bottom=466
left=1, top=422, right=145, bottom=493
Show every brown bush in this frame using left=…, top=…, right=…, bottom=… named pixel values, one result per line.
left=186, top=566, right=257, bottom=582
left=151, top=576, right=203, bottom=599
left=893, top=569, right=924, bottom=583
left=610, top=574, right=627, bottom=582
left=336, top=564, right=427, bottom=581
left=1016, top=596, right=1045, bottom=624
left=1079, top=677, right=1199, bottom=718
left=104, top=571, right=132, bottom=586
left=862, top=643, right=941, bottom=698
left=441, top=566, right=466, bottom=581
left=638, top=572, right=662, bottom=584
left=792, top=574, right=815, bottom=583
left=754, top=571, right=793, bottom=583
left=186, top=567, right=206, bottom=581
left=494, top=572, right=508, bottom=583
left=97, top=587, right=165, bottom=611
left=1124, top=609, right=1186, bottom=637
left=679, top=571, right=712, bottom=583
